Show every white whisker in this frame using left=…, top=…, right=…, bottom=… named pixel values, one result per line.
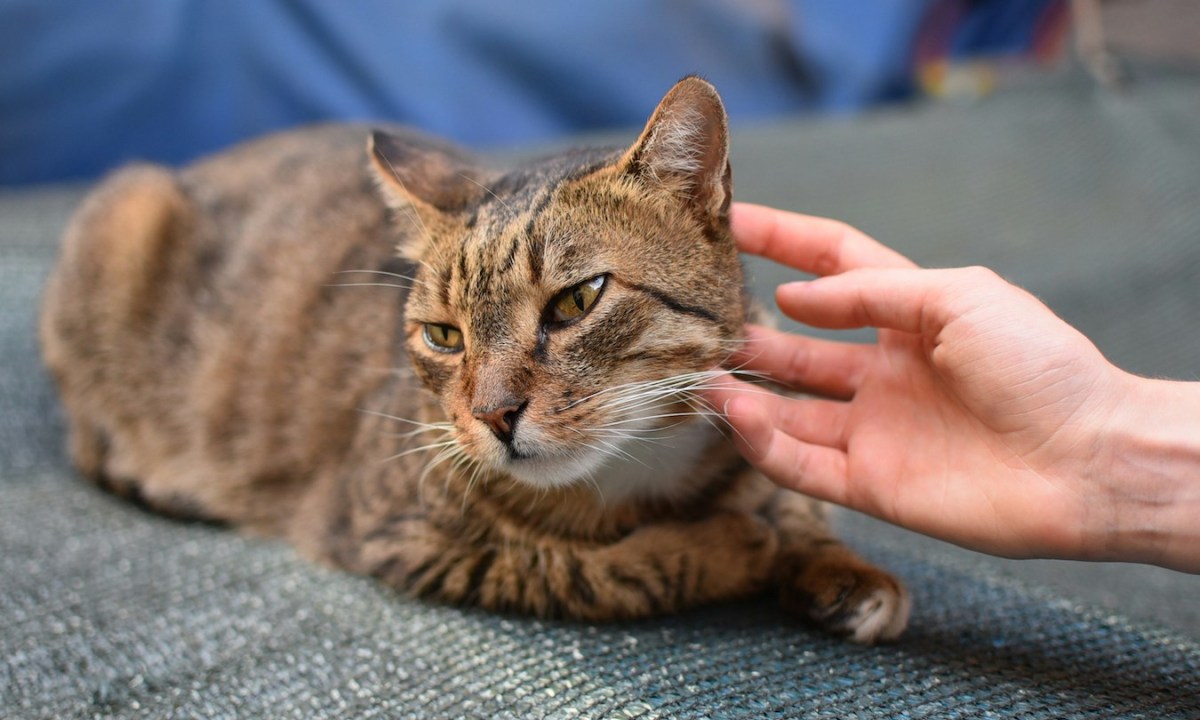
left=374, top=151, right=434, bottom=247
left=378, top=438, right=458, bottom=464
left=324, top=282, right=415, bottom=291
left=383, top=426, right=456, bottom=440
left=335, top=268, right=425, bottom=285
left=572, top=367, right=783, bottom=452
left=357, top=409, right=453, bottom=430
left=459, top=173, right=515, bottom=218
left=580, top=438, right=641, bottom=466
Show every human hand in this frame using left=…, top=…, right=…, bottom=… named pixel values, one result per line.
left=709, top=203, right=1155, bottom=563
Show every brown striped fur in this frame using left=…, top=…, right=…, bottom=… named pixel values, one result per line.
left=40, top=78, right=909, bottom=643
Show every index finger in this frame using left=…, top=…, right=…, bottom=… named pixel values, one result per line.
left=731, top=202, right=916, bottom=275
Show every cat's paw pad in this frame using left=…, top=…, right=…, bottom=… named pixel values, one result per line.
left=782, top=559, right=910, bottom=644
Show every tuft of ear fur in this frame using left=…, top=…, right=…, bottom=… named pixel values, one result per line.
left=622, top=76, right=732, bottom=221
left=367, top=130, right=485, bottom=259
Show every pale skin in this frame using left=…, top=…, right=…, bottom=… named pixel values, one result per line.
left=708, top=203, right=1200, bottom=574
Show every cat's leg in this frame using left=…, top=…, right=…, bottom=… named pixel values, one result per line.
left=767, top=491, right=910, bottom=644
left=40, top=164, right=191, bottom=485
left=363, top=511, right=779, bottom=621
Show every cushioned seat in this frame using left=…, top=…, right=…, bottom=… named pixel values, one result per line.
left=3, top=65, right=1199, bottom=718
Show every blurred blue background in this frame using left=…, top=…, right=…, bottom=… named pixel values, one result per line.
left=0, top=0, right=1065, bottom=185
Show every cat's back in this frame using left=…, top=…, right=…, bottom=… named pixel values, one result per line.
left=39, top=124, right=427, bottom=526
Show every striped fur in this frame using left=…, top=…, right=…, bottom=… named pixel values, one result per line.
left=40, top=78, right=909, bottom=643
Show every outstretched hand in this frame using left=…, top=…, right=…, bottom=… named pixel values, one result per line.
left=709, top=203, right=1164, bottom=563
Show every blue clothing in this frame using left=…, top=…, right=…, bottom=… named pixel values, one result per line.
left=0, top=0, right=1062, bottom=184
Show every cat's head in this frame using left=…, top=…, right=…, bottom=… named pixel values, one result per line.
left=369, top=77, right=744, bottom=495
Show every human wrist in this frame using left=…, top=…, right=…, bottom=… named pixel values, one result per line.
left=1089, top=372, right=1200, bottom=572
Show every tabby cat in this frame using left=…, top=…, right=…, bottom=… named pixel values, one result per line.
left=40, top=78, right=909, bottom=643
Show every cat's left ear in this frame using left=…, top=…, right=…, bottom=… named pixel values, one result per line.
left=367, top=130, right=486, bottom=260
left=621, top=76, right=732, bottom=221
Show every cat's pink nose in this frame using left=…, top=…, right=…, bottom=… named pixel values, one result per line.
left=472, top=401, right=526, bottom=444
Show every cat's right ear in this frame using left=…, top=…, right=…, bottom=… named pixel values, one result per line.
left=620, top=76, right=732, bottom=223
left=367, top=131, right=481, bottom=260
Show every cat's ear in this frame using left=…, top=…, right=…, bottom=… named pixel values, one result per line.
left=621, top=76, right=732, bottom=220
left=367, top=131, right=483, bottom=258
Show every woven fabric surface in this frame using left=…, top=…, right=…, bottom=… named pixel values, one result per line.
left=4, top=66, right=1200, bottom=718
left=4, top=479, right=1198, bottom=719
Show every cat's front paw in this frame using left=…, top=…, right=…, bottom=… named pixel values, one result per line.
left=619, top=512, right=779, bottom=600
left=780, top=556, right=910, bottom=644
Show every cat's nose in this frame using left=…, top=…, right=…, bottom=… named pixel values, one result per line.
left=472, top=400, right=527, bottom=445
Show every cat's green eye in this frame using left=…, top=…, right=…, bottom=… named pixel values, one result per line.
left=549, top=275, right=606, bottom=324
left=423, top=323, right=464, bottom=353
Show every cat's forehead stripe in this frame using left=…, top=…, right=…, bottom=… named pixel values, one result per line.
left=444, top=154, right=618, bottom=293
left=494, top=234, right=520, bottom=276
left=521, top=185, right=562, bottom=285
left=625, top=281, right=722, bottom=326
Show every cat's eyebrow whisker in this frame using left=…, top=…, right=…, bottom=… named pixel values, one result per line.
left=376, top=152, right=435, bottom=247
left=458, top=173, right=516, bottom=218
left=334, top=269, right=426, bottom=285
left=324, top=282, right=416, bottom=291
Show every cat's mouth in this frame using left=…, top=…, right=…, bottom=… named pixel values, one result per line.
left=467, top=404, right=717, bottom=499
left=462, top=418, right=625, bottom=490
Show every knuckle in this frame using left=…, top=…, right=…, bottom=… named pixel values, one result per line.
left=809, top=245, right=842, bottom=277
left=959, top=265, right=1002, bottom=287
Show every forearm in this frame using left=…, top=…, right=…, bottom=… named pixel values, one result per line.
left=1088, top=374, right=1200, bottom=573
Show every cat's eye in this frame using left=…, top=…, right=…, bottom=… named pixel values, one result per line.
left=423, top=323, right=464, bottom=353
left=549, top=275, right=607, bottom=325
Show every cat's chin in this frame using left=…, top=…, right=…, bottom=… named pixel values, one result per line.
left=500, top=452, right=606, bottom=492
